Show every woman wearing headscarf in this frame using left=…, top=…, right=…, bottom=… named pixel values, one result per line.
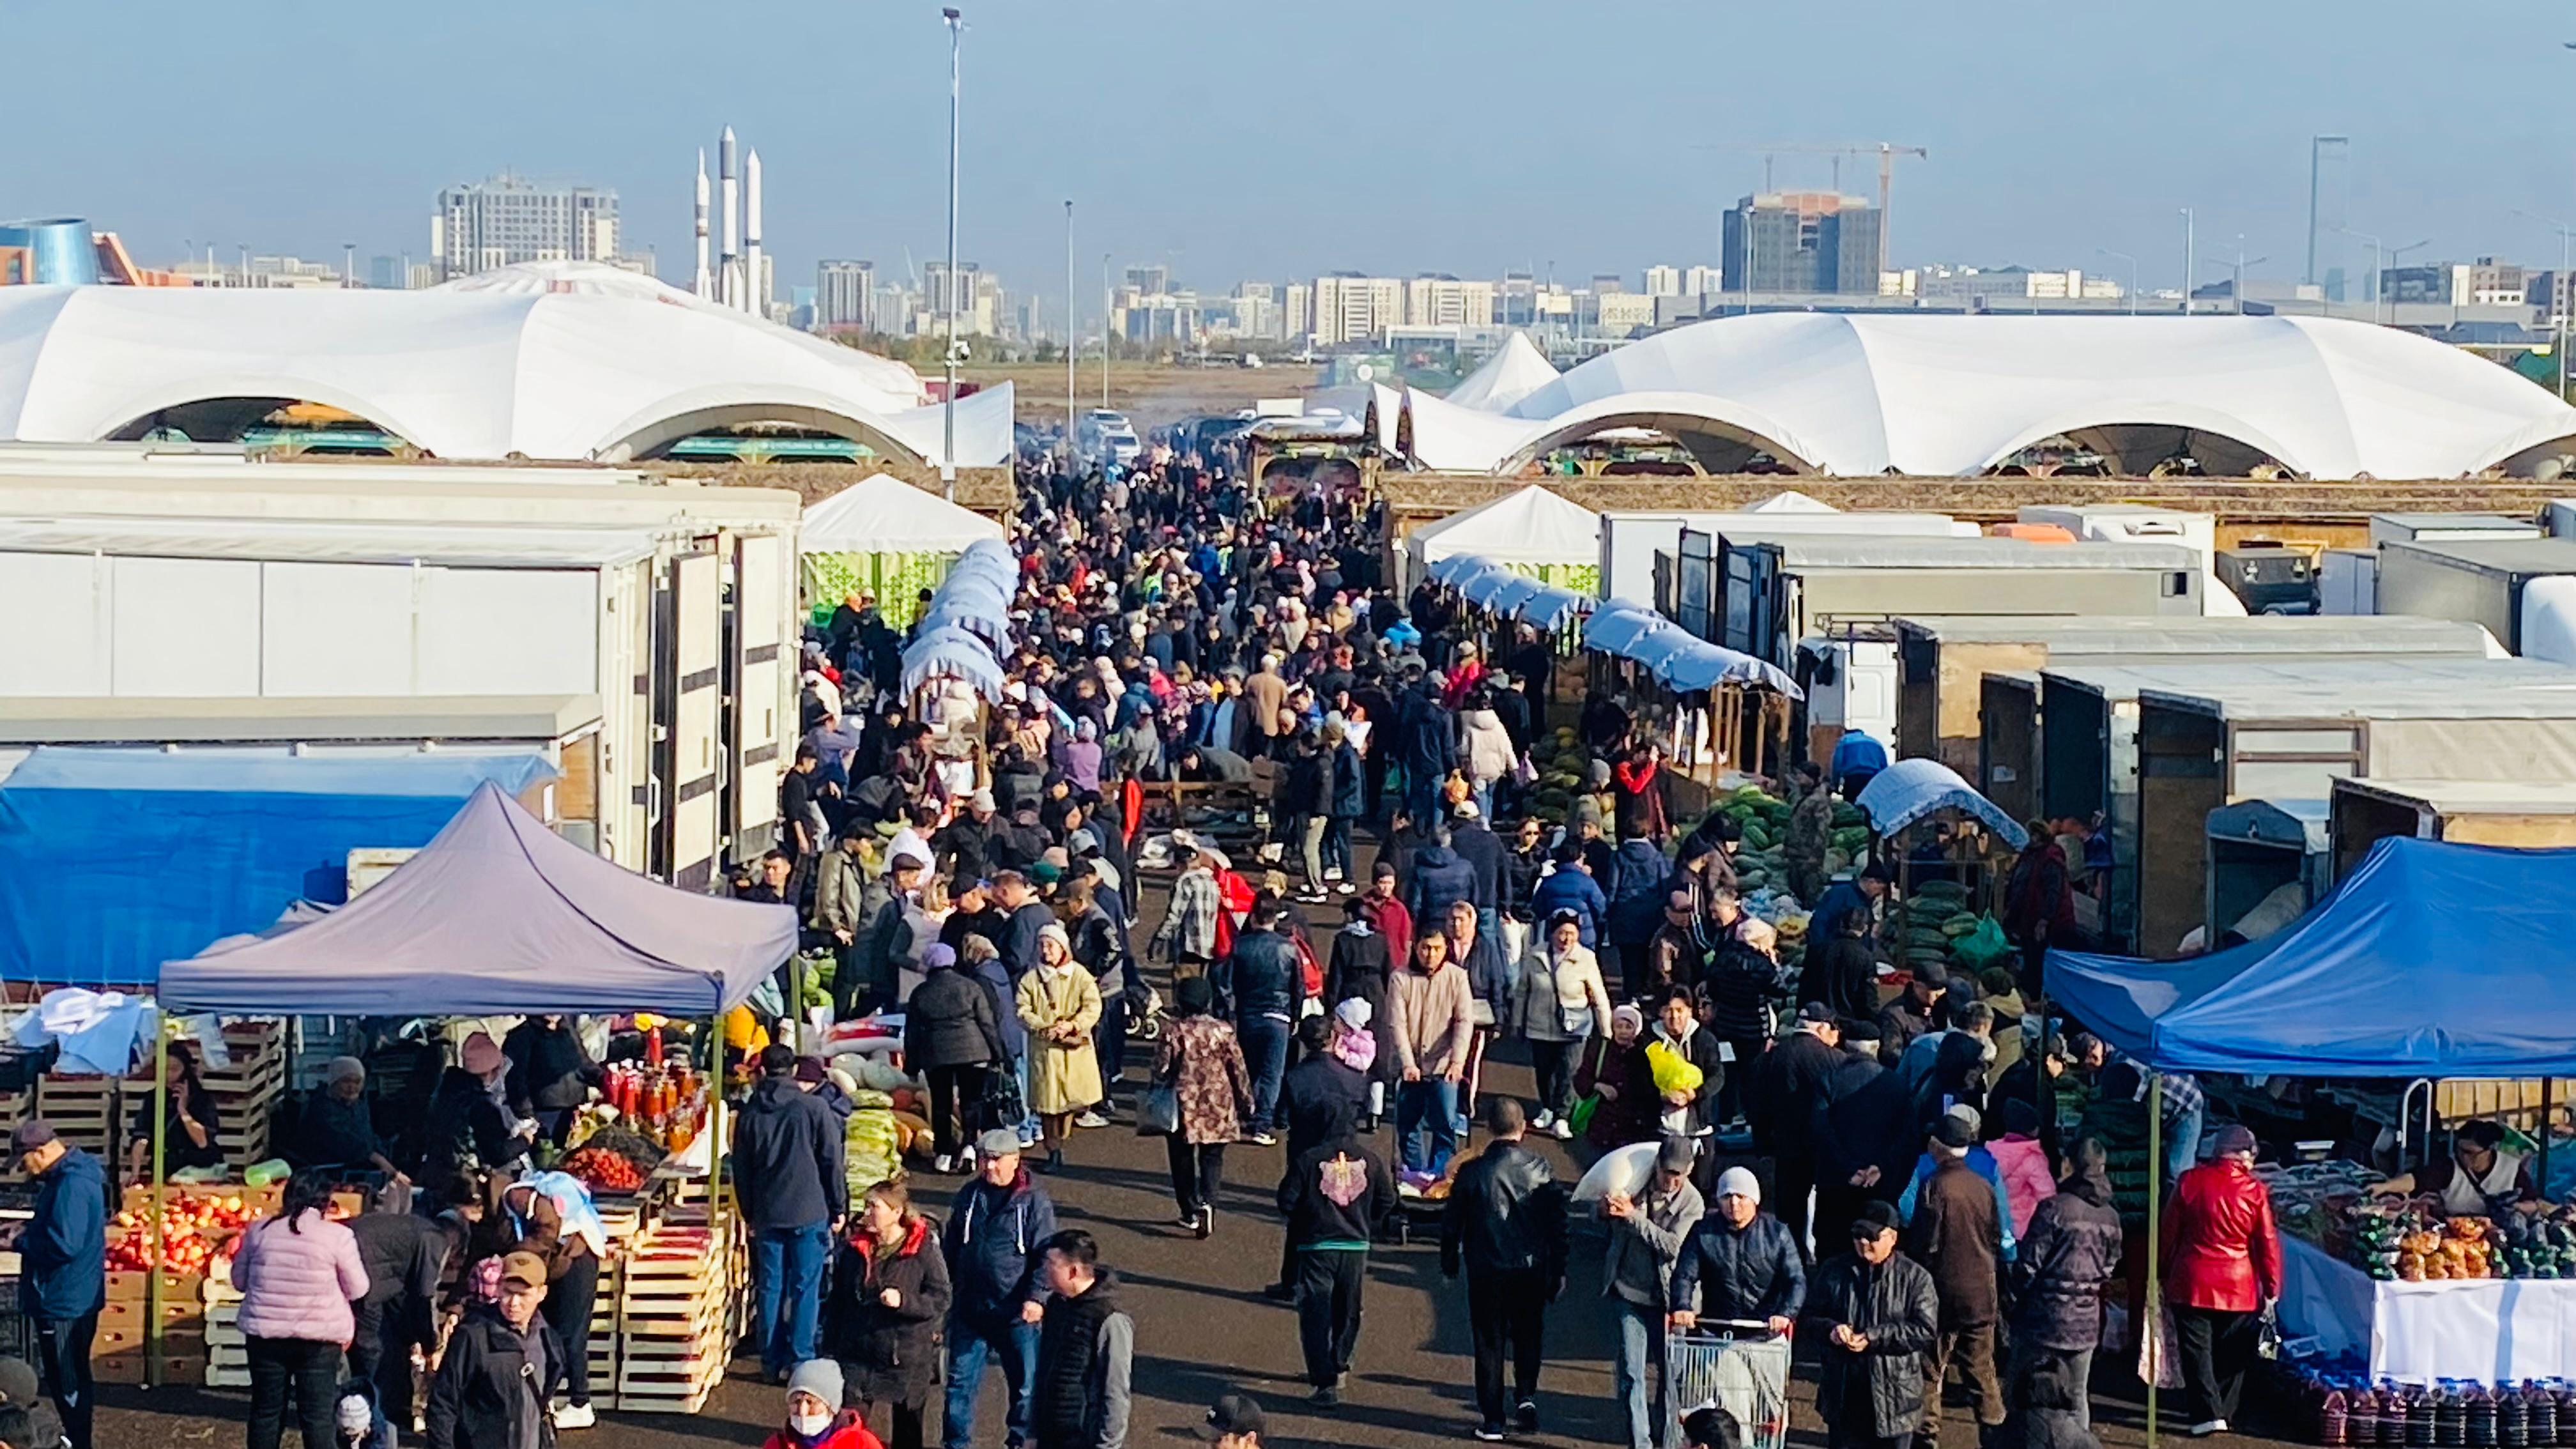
left=1514, top=909, right=1613, bottom=1141
left=1572, top=1004, right=1658, bottom=1154
left=1152, top=976, right=1255, bottom=1238
left=904, top=942, right=1006, bottom=1172
left=2000, top=822, right=2077, bottom=992
left=1014, top=922, right=1104, bottom=1172
left=417, top=1032, right=530, bottom=1188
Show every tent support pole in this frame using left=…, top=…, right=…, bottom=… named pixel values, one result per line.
left=2147, top=1072, right=2164, bottom=1449
left=705, top=1015, right=729, bottom=1303
left=2546, top=1078, right=2558, bottom=1192
left=148, top=1025, right=168, bottom=1388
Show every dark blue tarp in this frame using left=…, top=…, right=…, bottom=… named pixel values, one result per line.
left=0, top=748, right=554, bottom=986
left=2047, top=836, right=2576, bottom=1076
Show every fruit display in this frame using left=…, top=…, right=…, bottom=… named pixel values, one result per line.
left=2494, top=1207, right=2576, bottom=1279
left=562, top=1145, right=647, bottom=1193
left=105, top=1188, right=262, bottom=1274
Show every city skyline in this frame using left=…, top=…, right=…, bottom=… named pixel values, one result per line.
left=13, top=0, right=2576, bottom=308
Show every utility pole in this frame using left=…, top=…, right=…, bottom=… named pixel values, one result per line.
left=1101, top=252, right=1112, bottom=410
left=1064, top=200, right=1075, bottom=461
left=940, top=6, right=963, bottom=497
left=2517, top=210, right=2575, bottom=402
left=2180, top=209, right=2195, bottom=316
left=2099, top=249, right=2139, bottom=316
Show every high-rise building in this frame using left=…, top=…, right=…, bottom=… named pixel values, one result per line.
left=1720, top=192, right=1881, bottom=295
left=1311, top=273, right=1402, bottom=346
left=1596, top=292, right=1658, bottom=336
left=1642, top=265, right=1683, bottom=298
left=1283, top=282, right=1313, bottom=342
left=1499, top=272, right=1538, bottom=326
left=431, top=173, right=619, bottom=280
left=1232, top=281, right=1280, bottom=341
left=1590, top=273, right=1625, bottom=295
left=1124, top=264, right=1169, bottom=297
left=1685, top=264, right=1724, bottom=297
left=817, top=260, right=876, bottom=329
left=1404, top=273, right=1496, bottom=329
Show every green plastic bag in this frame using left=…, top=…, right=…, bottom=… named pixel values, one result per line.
left=1567, top=1093, right=1601, bottom=1138
left=1951, top=913, right=2015, bottom=974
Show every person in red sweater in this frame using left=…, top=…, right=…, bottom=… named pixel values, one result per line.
left=2160, top=1124, right=2282, bottom=1438
left=763, top=1360, right=884, bottom=1449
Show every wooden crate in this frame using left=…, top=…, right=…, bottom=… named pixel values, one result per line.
left=93, top=1353, right=143, bottom=1386
left=37, top=1075, right=123, bottom=1160
left=613, top=1220, right=730, bottom=1413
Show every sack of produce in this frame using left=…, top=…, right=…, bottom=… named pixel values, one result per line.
left=1952, top=914, right=2015, bottom=973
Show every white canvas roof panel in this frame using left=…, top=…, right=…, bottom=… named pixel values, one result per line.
left=1892, top=615, right=2499, bottom=654
left=1443, top=332, right=1558, bottom=413
left=1406, top=484, right=1601, bottom=568
left=799, top=472, right=1004, bottom=554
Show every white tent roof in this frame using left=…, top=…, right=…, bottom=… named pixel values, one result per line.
left=0, top=280, right=1015, bottom=469
left=1445, top=331, right=1558, bottom=413
left=1406, top=484, right=1602, bottom=568
left=1390, top=314, right=2576, bottom=479
left=1745, top=489, right=1839, bottom=513
left=800, top=472, right=1005, bottom=553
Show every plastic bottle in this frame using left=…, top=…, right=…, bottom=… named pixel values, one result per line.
left=2383, top=1380, right=2413, bottom=1448
left=2526, top=1381, right=2557, bottom=1448
left=2552, top=1381, right=2576, bottom=1448
left=2324, top=1381, right=2351, bottom=1448
left=2501, top=1380, right=2528, bottom=1449
left=2469, top=1381, right=2499, bottom=1449
left=2356, top=1380, right=2384, bottom=1448
left=2411, top=1382, right=2437, bottom=1448
left=2441, top=1380, right=2469, bottom=1448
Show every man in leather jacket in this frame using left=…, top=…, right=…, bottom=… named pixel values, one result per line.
left=1441, top=1099, right=1569, bottom=1442
left=1669, top=1166, right=1805, bottom=1335
left=1213, top=898, right=1307, bottom=1138
left=1811, top=1202, right=1940, bottom=1449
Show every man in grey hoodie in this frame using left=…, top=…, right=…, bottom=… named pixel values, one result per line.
left=1602, top=1137, right=1705, bottom=1449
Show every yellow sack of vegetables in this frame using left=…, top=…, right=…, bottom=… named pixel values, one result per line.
left=1645, top=1040, right=1705, bottom=1096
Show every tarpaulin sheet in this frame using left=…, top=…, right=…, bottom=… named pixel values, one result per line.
left=2048, top=836, right=2576, bottom=1075
left=0, top=748, right=554, bottom=986
left=162, top=783, right=793, bottom=1016
left=1851, top=758, right=2028, bottom=848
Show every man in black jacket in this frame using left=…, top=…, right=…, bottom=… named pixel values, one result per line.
left=995, top=871, right=1059, bottom=981
left=425, top=1251, right=560, bottom=1449
left=1811, top=1202, right=1940, bottom=1449
left=1214, top=898, right=1306, bottom=1142
left=1282, top=1128, right=1395, bottom=1407
left=1266, top=1015, right=1368, bottom=1301
left=731, top=1046, right=848, bottom=1383
left=1441, top=1099, right=1569, bottom=1441
left=2008, top=1137, right=2123, bottom=1434
left=1669, top=1166, right=1805, bottom=1335
left=1031, top=1230, right=1133, bottom=1449
left=935, top=790, right=1002, bottom=881
left=1747, top=1004, right=1844, bottom=1257
left=1446, top=802, right=1507, bottom=965
left=348, top=1200, right=452, bottom=1430
left=500, top=1016, right=602, bottom=1147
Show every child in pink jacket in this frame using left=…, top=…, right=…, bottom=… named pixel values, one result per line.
left=1989, top=1097, right=2059, bottom=1239
left=1328, top=997, right=1378, bottom=1076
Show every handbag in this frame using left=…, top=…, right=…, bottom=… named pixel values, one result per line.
left=1137, top=1081, right=1181, bottom=1137
left=980, top=1064, right=1026, bottom=1127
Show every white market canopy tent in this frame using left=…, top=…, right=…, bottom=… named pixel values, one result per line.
left=160, top=783, right=796, bottom=1016
left=1403, top=484, right=1602, bottom=590
left=1444, top=331, right=1560, bottom=413
left=799, top=473, right=1008, bottom=624
left=1383, top=313, right=2576, bottom=479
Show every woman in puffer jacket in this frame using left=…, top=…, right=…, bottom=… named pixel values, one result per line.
left=1459, top=696, right=1518, bottom=822
left=824, top=1181, right=954, bottom=1449
left=233, top=1171, right=371, bottom=1449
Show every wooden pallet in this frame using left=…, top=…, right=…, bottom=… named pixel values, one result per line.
left=36, top=1076, right=122, bottom=1160
left=612, top=1218, right=733, bottom=1413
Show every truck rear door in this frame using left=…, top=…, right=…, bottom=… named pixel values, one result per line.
left=729, top=533, right=787, bottom=858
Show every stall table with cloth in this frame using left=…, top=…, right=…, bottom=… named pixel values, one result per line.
left=2280, top=1236, right=2576, bottom=1383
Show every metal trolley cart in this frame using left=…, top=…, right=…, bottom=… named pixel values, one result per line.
left=1667, top=1322, right=1791, bottom=1449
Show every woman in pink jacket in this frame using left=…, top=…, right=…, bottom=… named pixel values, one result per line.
left=233, top=1172, right=371, bottom=1449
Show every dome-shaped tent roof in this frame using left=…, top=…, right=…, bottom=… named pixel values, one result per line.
left=0, top=282, right=1013, bottom=468
left=1397, top=314, right=2576, bottom=479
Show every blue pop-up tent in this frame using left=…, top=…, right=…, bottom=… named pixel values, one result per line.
left=2047, top=835, right=2576, bottom=1077
left=0, top=748, right=555, bottom=985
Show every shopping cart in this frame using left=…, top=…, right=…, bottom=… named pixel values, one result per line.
left=1666, top=1322, right=1792, bottom=1449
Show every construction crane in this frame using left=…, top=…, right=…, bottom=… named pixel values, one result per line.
left=1704, top=142, right=1930, bottom=272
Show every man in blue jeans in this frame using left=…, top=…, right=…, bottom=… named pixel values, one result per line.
left=943, top=1129, right=1058, bottom=1449
left=730, top=1045, right=846, bottom=1381
left=1213, top=896, right=1306, bottom=1144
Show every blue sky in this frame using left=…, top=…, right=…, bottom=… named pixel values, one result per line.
left=8, top=0, right=2573, bottom=305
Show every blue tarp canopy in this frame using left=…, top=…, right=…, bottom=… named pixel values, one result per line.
left=1583, top=602, right=1677, bottom=656
left=162, top=783, right=793, bottom=1016
left=2048, top=836, right=2576, bottom=1076
left=0, top=748, right=555, bottom=985
left=903, top=625, right=1006, bottom=701
left=1636, top=633, right=1806, bottom=699
left=1427, top=553, right=1493, bottom=586
left=1517, top=585, right=1593, bottom=631
left=1851, top=758, right=2028, bottom=848
left=1477, top=573, right=1550, bottom=618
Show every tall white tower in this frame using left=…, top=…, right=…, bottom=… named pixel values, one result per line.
left=691, top=149, right=711, bottom=300
left=744, top=148, right=765, bottom=317
left=718, top=126, right=740, bottom=309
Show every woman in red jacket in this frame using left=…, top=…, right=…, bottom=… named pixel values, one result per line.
left=2160, top=1124, right=2282, bottom=1438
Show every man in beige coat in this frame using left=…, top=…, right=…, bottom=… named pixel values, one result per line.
left=1391, top=931, right=1475, bottom=1176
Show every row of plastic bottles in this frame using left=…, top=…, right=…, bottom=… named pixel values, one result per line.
left=2312, top=1374, right=2576, bottom=1448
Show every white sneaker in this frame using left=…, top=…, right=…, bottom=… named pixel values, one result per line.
left=553, top=1402, right=597, bottom=1430
left=1248, top=1131, right=1278, bottom=1146
left=2189, top=1421, right=2228, bottom=1438
left=1551, top=1119, right=1574, bottom=1141
left=1075, top=1110, right=1111, bottom=1129
left=934, top=1153, right=957, bottom=1174
left=1532, top=1110, right=1556, bottom=1131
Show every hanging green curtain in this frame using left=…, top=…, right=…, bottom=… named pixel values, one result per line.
left=1498, top=561, right=1600, bottom=595
left=800, top=551, right=960, bottom=629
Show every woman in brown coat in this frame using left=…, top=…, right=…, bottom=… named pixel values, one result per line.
left=1152, top=974, right=1255, bottom=1239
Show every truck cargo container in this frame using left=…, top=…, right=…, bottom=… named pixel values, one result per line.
left=2375, top=538, right=2576, bottom=660
left=1599, top=509, right=1961, bottom=610
left=2329, top=776, right=2576, bottom=879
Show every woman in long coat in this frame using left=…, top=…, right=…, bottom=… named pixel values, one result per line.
left=1015, top=921, right=1104, bottom=1172
left=1152, top=975, right=1254, bottom=1238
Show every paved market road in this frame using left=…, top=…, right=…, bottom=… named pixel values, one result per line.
left=98, top=851, right=2300, bottom=1449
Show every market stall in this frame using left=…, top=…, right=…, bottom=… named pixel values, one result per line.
left=1401, top=483, right=1602, bottom=591
left=797, top=472, right=1006, bottom=629
left=146, top=783, right=795, bottom=1407
left=2050, top=836, right=2576, bottom=1410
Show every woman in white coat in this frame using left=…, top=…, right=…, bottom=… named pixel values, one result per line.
left=1514, top=908, right=1614, bottom=1140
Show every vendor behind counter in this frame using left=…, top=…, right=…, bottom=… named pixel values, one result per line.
left=2371, top=1119, right=2538, bottom=1216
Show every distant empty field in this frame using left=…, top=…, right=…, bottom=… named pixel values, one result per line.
left=965, top=362, right=1314, bottom=429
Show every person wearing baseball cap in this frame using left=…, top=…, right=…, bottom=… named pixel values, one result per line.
left=1601, top=1136, right=1705, bottom=1449
left=2165, top=1123, right=2281, bottom=1437
left=1812, top=1199, right=1938, bottom=1449
left=1905, top=1111, right=2007, bottom=1449
left=425, top=1250, right=561, bottom=1449
left=1195, top=1393, right=1266, bottom=1449
left=15, top=1117, right=102, bottom=1449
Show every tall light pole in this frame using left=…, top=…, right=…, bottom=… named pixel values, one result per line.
left=2340, top=228, right=2383, bottom=317
left=2384, top=238, right=2434, bottom=325
left=1064, top=200, right=1076, bottom=460
left=2516, top=208, right=2574, bottom=402
left=2227, top=246, right=2269, bottom=316
left=2179, top=208, right=2195, bottom=316
left=940, top=6, right=963, bottom=496
left=1100, top=252, right=1111, bottom=410
left=2097, top=248, right=2139, bottom=316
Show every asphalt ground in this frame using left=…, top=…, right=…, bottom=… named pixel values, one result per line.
left=98, top=842, right=2307, bottom=1449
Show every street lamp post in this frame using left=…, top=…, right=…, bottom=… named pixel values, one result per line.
left=2385, top=238, right=2434, bottom=326
left=2228, top=247, right=2269, bottom=316
left=1100, top=252, right=1111, bottom=410
left=2097, top=248, right=2139, bottom=316
left=1064, top=199, right=1075, bottom=461
left=940, top=6, right=963, bottom=497
left=2180, top=208, right=2195, bottom=316
left=2515, top=209, right=2575, bottom=402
